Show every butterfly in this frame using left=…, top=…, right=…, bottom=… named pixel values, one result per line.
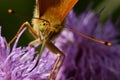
left=8, top=0, right=111, bottom=80
left=8, top=0, right=78, bottom=79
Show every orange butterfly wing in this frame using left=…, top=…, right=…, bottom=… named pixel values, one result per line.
left=37, top=0, right=78, bottom=23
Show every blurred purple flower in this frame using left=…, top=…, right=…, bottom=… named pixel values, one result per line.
left=0, top=9, right=120, bottom=80
left=54, top=10, right=120, bottom=80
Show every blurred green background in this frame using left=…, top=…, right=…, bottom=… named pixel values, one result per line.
left=0, top=0, right=120, bottom=46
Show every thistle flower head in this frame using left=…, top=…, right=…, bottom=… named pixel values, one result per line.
left=0, top=27, right=55, bottom=80
left=55, top=10, right=120, bottom=80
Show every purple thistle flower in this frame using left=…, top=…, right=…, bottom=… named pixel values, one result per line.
left=0, top=9, right=120, bottom=80
left=0, top=27, right=55, bottom=80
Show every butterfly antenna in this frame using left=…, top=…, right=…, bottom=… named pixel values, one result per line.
left=8, top=9, right=33, bottom=19
left=65, top=26, right=112, bottom=46
left=8, top=9, right=48, bottom=20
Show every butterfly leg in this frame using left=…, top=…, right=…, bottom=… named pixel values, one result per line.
left=53, top=54, right=65, bottom=79
left=29, top=38, right=41, bottom=47
left=46, top=42, right=65, bottom=80
left=8, top=21, right=44, bottom=72
left=8, top=21, right=38, bottom=46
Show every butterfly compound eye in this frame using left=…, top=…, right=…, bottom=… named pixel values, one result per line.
left=43, top=20, right=50, bottom=27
